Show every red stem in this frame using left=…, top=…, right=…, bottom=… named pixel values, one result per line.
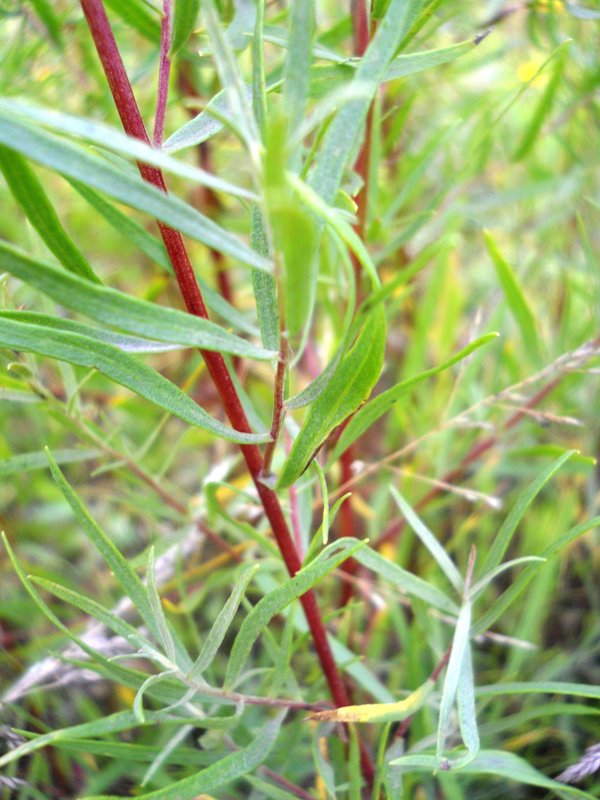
left=79, top=0, right=368, bottom=750
left=153, top=0, right=172, bottom=147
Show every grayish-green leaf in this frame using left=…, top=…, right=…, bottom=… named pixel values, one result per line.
left=0, top=319, right=269, bottom=443
left=391, top=486, right=464, bottom=593
left=225, top=538, right=365, bottom=689
left=0, top=447, right=100, bottom=478
left=0, top=241, right=273, bottom=360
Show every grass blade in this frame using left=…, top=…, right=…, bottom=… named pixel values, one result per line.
left=480, top=450, right=576, bottom=576
left=437, top=601, right=472, bottom=757
left=0, top=448, right=100, bottom=477
left=390, top=486, right=463, bottom=593
left=484, top=232, right=541, bottom=363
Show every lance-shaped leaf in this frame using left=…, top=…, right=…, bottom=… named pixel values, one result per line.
left=0, top=110, right=269, bottom=271
left=0, top=317, right=269, bottom=443
left=0, top=241, right=274, bottom=360
left=308, top=679, right=434, bottom=723
left=0, top=147, right=99, bottom=282
left=171, top=0, right=200, bottom=55
left=277, top=307, right=386, bottom=488
left=225, top=538, right=365, bottom=689
left=329, top=333, right=498, bottom=462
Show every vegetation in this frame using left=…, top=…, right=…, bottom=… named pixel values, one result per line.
left=1, top=0, right=599, bottom=798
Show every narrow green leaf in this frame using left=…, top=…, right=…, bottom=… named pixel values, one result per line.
left=145, top=548, right=177, bottom=664
left=202, top=0, right=261, bottom=156
left=330, top=333, right=498, bottom=462
left=385, top=36, right=487, bottom=81
left=0, top=146, right=99, bottom=282
left=473, top=516, right=600, bottom=635
left=484, top=232, right=540, bottom=362
left=225, top=538, right=364, bottom=689
left=0, top=100, right=254, bottom=202
left=456, top=636, right=479, bottom=759
left=0, top=448, right=100, bottom=478
left=104, top=0, right=161, bottom=41
left=0, top=318, right=269, bottom=443
left=0, top=311, right=188, bottom=354
left=164, top=87, right=251, bottom=153
left=171, top=0, right=200, bottom=55
left=32, top=576, right=166, bottom=667
left=68, top=180, right=259, bottom=336
left=476, top=681, right=600, bottom=701
left=251, top=206, right=280, bottom=351
left=390, top=487, right=463, bottom=593
left=437, top=602, right=472, bottom=756
left=350, top=546, right=460, bottom=615
left=480, top=450, right=576, bottom=576
left=0, top=109, right=269, bottom=270
left=277, top=307, right=386, bottom=489
left=513, top=47, right=567, bottom=161
left=46, top=453, right=161, bottom=636
left=0, top=241, right=274, bottom=360
left=30, top=0, right=62, bottom=47
left=86, top=713, right=286, bottom=800
left=468, top=556, right=545, bottom=602
left=308, top=0, right=420, bottom=204
left=281, top=0, right=314, bottom=140
left=251, top=0, right=268, bottom=135
left=188, top=563, right=259, bottom=680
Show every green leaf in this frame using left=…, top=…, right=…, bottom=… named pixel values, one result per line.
left=0, top=241, right=274, bottom=360
left=251, top=0, right=268, bottom=135
left=385, top=36, right=488, bottom=81
left=30, top=0, right=62, bottom=47
left=164, top=87, right=251, bottom=153
left=484, top=232, right=541, bottom=362
left=473, top=516, right=600, bottom=635
left=171, top=0, right=200, bottom=55
left=32, top=576, right=166, bottom=667
left=0, top=318, right=269, bottom=442
left=513, top=46, right=567, bottom=161
left=476, top=681, right=600, bottom=701
left=0, top=447, right=100, bottom=478
left=104, top=0, right=161, bottom=42
left=224, top=538, right=365, bottom=689
left=349, top=545, right=460, bottom=615
left=188, top=563, right=259, bottom=680
left=46, top=452, right=162, bottom=637
left=308, top=0, right=420, bottom=205
left=390, top=487, right=463, bottom=593
left=85, top=713, right=286, bottom=800
left=281, top=0, right=314, bottom=140
left=251, top=206, right=280, bottom=351
left=0, top=109, right=268, bottom=270
left=0, top=146, right=99, bottom=282
left=480, top=450, right=576, bottom=577
left=0, top=311, right=191, bottom=354
left=277, top=307, right=386, bottom=489
left=437, top=602, right=472, bottom=756
left=68, top=180, right=259, bottom=336
left=330, top=333, right=498, bottom=462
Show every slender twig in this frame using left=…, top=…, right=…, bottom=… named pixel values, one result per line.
left=263, top=342, right=288, bottom=475
left=78, top=1, right=373, bottom=779
left=153, top=0, right=173, bottom=147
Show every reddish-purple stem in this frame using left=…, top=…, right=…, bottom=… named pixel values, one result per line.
left=153, top=0, right=172, bottom=147
left=79, top=1, right=375, bottom=781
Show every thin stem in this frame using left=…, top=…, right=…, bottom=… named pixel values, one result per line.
left=262, top=341, right=288, bottom=475
left=153, top=0, right=173, bottom=147
left=78, top=4, right=372, bottom=777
